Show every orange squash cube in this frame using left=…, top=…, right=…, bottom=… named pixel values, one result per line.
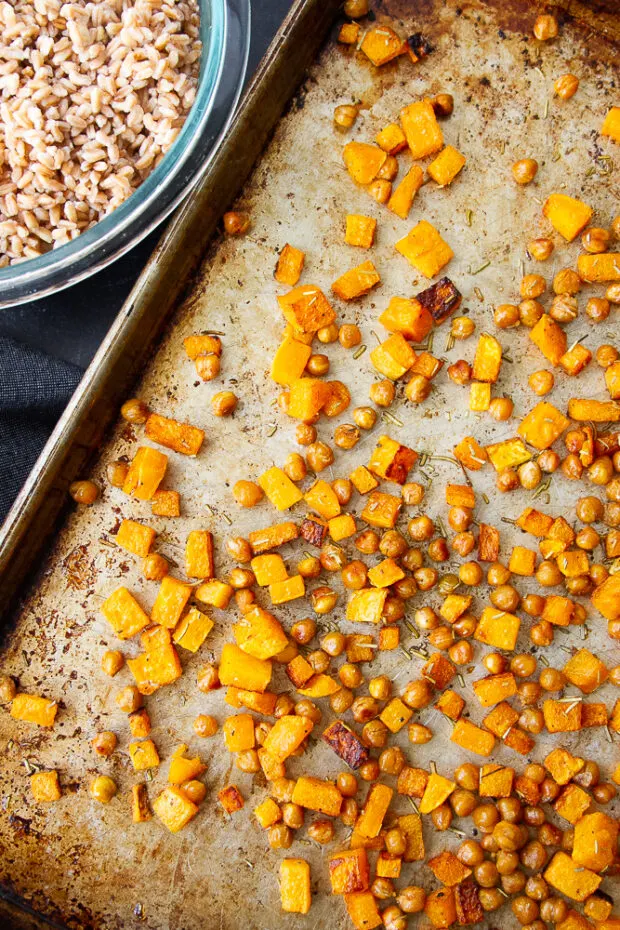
left=322, top=720, right=369, bottom=770
left=223, top=714, right=256, bottom=752
left=419, top=773, right=456, bottom=813
left=378, top=296, right=432, bottom=342
left=483, top=702, right=519, bottom=739
left=516, top=506, right=554, bottom=537
left=218, top=784, right=244, bottom=814
left=194, top=579, right=233, bottom=610
left=145, top=413, right=204, bottom=456
left=605, top=361, right=620, bottom=399
left=478, top=523, right=500, bottom=562
left=116, top=519, right=156, bottom=557
left=472, top=332, right=502, bottom=382
left=291, top=776, right=342, bottom=816
left=427, top=145, right=466, bottom=186
left=153, top=786, right=198, bottom=832
left=151, top=489, right=180, bottom=516
left=328, top=513, right=356, bottom=542
left=529, top=314, right=567, bottom=366
left=329, top=848, right=370, bottom=894
left=370, top=333, right=416, bottom=379
left=151, top=576, right=192, bottom=628
left=254, top=797, right=281, bottom=828
left=379, top=697, right=412, bottom=732
left=375, top=122, right=407, bottom=154
left=280, top=859, right=311, bottom=914
left=453, top=435, right=488, bottom=470
left=346, top=587, right=388, bottom=624
left=357, top=783, right=394, bottom=838
left=250, top=555, right=287, bottom=587
left=102, top=586, right=150, bottom=639
left=349, top=465, right=379, bottom=495
left=338, top=22, right=360, bottom=45
left=398, top=812, right=425, bottom=861
left=592, top=573, right=620, bottom=619
left=422, top=652, right=456, bottom=689
left=543, top=699, right=582, bottom=732
left=451, top=719, right=496, bottom=756
left=360, top=25, right=405, bottom=66
left=274, top=244, right=305, bottom=286
left=305, top=479, right=341, bottom=519
left=473, top=673, right=517, bottom=708
left=577, top=252, right=620, bottom=282
left=397, top=766, right=428, bottom=798
left=344, top=892, right=382, bottom=930
left=123, top=446, right=168, bottom=500
left=400, top=100, right=443, bottom=158
left=129, top=739, right=160, bottom=771
left=568, top=398, right=620, bottom=422
left=395, top=220, right=453, bottom=278
left=545, top=851, right=601, bottom=901
left=479, top=764, right=514, bottom=798
left=258, top=466, right=303, bottom=511
left=425, top=888, right=456, bottom=928
left=185, top=529, right=214, bottom=579
left=475, top=606, right=520, bottom=650
left=30, top=770, right=61, bottom=802
left=343, top=141, right=387, bottom=185
left=544, top=747, right=585, bottom=785
left=469, top=382, right=490, bottom=411
left=428, top=851, right=472, bottom=886
left=270, top=337, right=312, bottom=386
left=278, top=284, right=335, bottom=333
left=368, top=558, right=405, bottom=589
left=219, top=643, right=272, bottom=693
left=554, top=784, right=591, bottom=824
left=172, top=606, right=213, bottom=652
left=602, top=105, right=620, bottom=142
left=518, top=400, right=569, bottom=450
left=368, top=435, right=418, bottom=485
left=543, top=193, right=593, bottom=242
left=332, top=260, right=380, bottom=301
left=378, top=626, right=399, bottom=650
left=560, top=343, right=592, bottom=376
left=269, top=575, right=305, bottom=605
left=286, top=377, right=331, bottom=420
left=375, top=853, right=401, bottom=878
left=345, top=215, right=377, bottom=249
left=508, top=545, right=537, bottom=576
left=435, top=690, right=465, bottom=721
left=563, top=648, right=608, bottom=694
left=573, top=811, right=618, bottom=871
left=360, top=490, right=402, bottom=528
left=387, top=165, right=424, bottom=219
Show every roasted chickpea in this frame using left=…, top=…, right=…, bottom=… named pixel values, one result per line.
left=306, top=441, right=334, bottom=473
left=268, top=823, right=293, bottom=848
left=369, top=379, right=395, bottom=407
left=607, top=282, right=620, bottom=304
left=518, top=460, right=542, bottom=490
left=90, top=775, right=117, bottom=803
left=359, top=759, right=380, bottom=782
left=333, top=103, right=358, bottom=130
left=524, top=592, right=547, bottom=616
left=586, top=296, right=610, bottom=323
left=475, top=860, right=499, bottom=888
left=317, top=323, right=338, bottom=344
left=333, top=424, right=359, bottom=451
left=378, top=746, right=405, bottom=776
left=101, top=649, right=124, bottom=677
left=576, top=495, right=601, bottom=522
left=296, top=423, right=317, bottom=446
left=519, top=707, right=544, bottom=734
left=582, top=226, right=610, bottom=254
left=454, top=763, right=479, bottom=791
left=343, top=0, right=369, bottom=16
left=116, top=685, right=143, bottom=713
left=457, top=838, right=485, bottom=867
left=554, top=72, right=579, bottom=99
left=335, top=772, right=358, bottom=799
left=519, top=298, right=544, bottom=327
left=397, top=886, right=426, bottom=914
left=520, top=273, right=546, bottom=299
left=408, top=515, right=434, bottom=541
left=497, top=467, right=519, bottom=492
left=307, top=819, right=334, bottom=844
left=232, top=479, right=263, bottom=508
left=451, top=532, right=475, bottom=557
left=447, top=359, right=472, bottom=385
left=512, top=158, right=538, bottom=184
left=450, top=789, right=477, bottom=818
left=193, top=714, right=218, bottom=738
left=339, top=323, right=362, bottom=348
left=534, top=13, right=558, bottom=40
left=339, top=561, right=367, bottom=592
left=538, top=449, right=560, bottom=473
left=479, top=888, right=504, bottom=912
left=540, top=898, right=568, bottom=924
left=491, top=584, right=520, bottom=612
left=536, top=559, right=562, bottom=586
left=371, top=877, right=394, bottom=900
left=494, top=303, right=520, bottom=328
left=431, top=93, right=454, bottom=117
left=408, top=722, right=433, bottom=744
left=195, top=353, right=220, bottom=381
left=355, top=529, right=380, bottom=554
left=382, top=905, right=407, bottom=930
left=211, top=391, right=238, bottom=417
left=496, top=850, right=519, bottom=875
left=489, top=397, right=514, bottom=421
left=472, top=803, right=499, bottom=833
left=353, top=405, right=376, bottom=430
left=70, top=479, right=99, bottom=505
left=330, top=687, right=353, bottom=715
left=223, top=211, right=250, bottom=235
left=92, top=731, right=117, bottom=757
left=107, top=459, right=129, bottom=487
left=550, top=294, right=578, bottom=323
left=385, top=827, right=407, bottom=857
left=527, top=237, right=554, bottom=261
left=512, top=896, right=539, bottom=926
left=521, top=842, right=548, bottom=873
left=339, top=663, right=363, bottom=689
left=593, top=782, right=616, bottom=804
left=528, top=369, right=554, bottom=396
left=405, top=374, right=431, bottom=404
left=596, top=344, right=619, bottom=368
left=432, top=803, right=453, bottom=831
left=451, top=316, right=475, bottom=340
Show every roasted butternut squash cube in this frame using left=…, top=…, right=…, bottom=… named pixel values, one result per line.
left=304, top=479, right=341, bottom=519
left=545, top=851, right=601, bottom=901
left=218, top=784, right=244, bottom=814
left=542, top=594, right=574, bottom=627
left=346, top=587, right=388, bottom=624
left=357, top=783, right=393, bottom=838
left=129, top=708, right=151, bottom=738
left=344, top=892, right=382, bottom=930
left=543, top=699, right=582, bottom=733
left=184, top=529, right=214, bottom=579
left=397, top=766, right=428, bottom=798
left=530, top=314, right=567, bottom=366
left=569, top=397, right=620, bottom=422
left=349, top=465, right=379, bottom=495
left=478, top=523, right=500, bottom=561
left=504, top=728, right=534, bottom=754
left=328, top=513, right=356, bottom=542
left=116, top=519, right=156, bottom=557
left=604, top=361, right=620, bottom=400
left=102, top=586, right=150, bottom=639
left=370, top=332, right=416, bottom=379
left=343, top=141, right=387, bottom=185
left=573, top=812, right=618, bottom=871
left=378, top=626, right=399, bottom=650
left=235, top=688, right=277, bottom=716
left=270, top=337, right=312, bottom=386
left=275, top=244, right=305, bottom=286
left=554, top=784, right=591, bottom=824
left=379, top=697, right=413, bottom=733
left=173, top=606, right=213, bottom=653
left=345, top=634, right=374, bottom=663
left=592, top=573, right=620, bottom=619
left=368, top=435, right=418, bottom=485
left=131, top=784, right=151, bottom=822
left=338, top=22, right=360, bottom=44
left=322, top=720, right=369, bottom=770
left=153, top=786, right=198, bottom=833
left=439, top=593, right=472, bottom=623
left=398, top=812, right=425, bottom=861
left=428, top=850, right=472, bottom=886
left=455, top=881, right=484, bottom=926
left=427, top=145, right=466, bottom=186
left=280, top=859, right=311, bottom=914
left=516, top=506, right=554, bottom=537
left=400, top=100, right=443, bottom=158
left=145, top=413, right=204, bottom=457
left=345, top=215, right=377, bottom=250
left=416, top=276, right=462, bottom=322
left=292, top=776, right=342, bottom=816
left=360, top=490, right=402, bottom=528
left=329, top=848, right=370, bottom=894
left=261, top=715, right=313, bottom=762
left=257, top=748, right=285, bottom=781
left=486, top=437, right=532, bottom=471
left=422, top=652, right=456, bottom=689
left=376, top=853, right=401, bottom=878
left=30, top=770, right=61, bottom=802
left=469, top=382, right=490, bottom=411
left=508, top=545, right=537, bottom=576
left=223, top=713, right=256, bottom=752
left=543, top=193, right=593, bottom=242
left=581, top=702, right=608, bottom=727
left=361, top=24, right=405, bottom=66
left=479, top=764, right=514, bottom=798
left=602, top=105, right=620, bottom=142
left=395, top=220, right=453, bottom=278
left=183, top=333, right=222, bottom=360
left=557, top=549, right=589, bottom=577
left=278, top=284, right=335, bottom=333
left=560, top=342, right=592, bottom=376
left=544, top=747, right=585, bottom=785
left=451, top=718, right=496, bottom=756
left=518, top=399, right=570, bottom=450
left=269, top=574, right=305, bottom=605
left=219, top=643, right=272, bottom=693
left=151, top=489, right=180, bottom=517
left=419, top=773, right=456, bottom=813
left=254, top=797, right=281, bottom=828
left=194, top=579, right=233, bottom=609
left=425, top=887, right=456, bottom=928
left=250, top=555, right=287, bottom=587
left=387, top=165, right=424, bottom=219
left=151, top=576, right=192, bottom=628
left=375, top=122, right=407, bottom=154
left=454, top=435, right=488, bottom=470
left=258, top=467, right=303, bottom=511
left=445, top=484, right=476, bottom=509
left=473, top=672, right=517, bottom=708
left=368, top=558, right=405, bottom=588
left=332, top=260, right=380, bottom=301
left=475, top=606, right=520, bottom=651
left=410, top=351, right=443, bottom=379
left=483, top=702, right=519, bottom=739
left=472, top=332, right=502, bottom=382
left=298, top=673, right=340, bottom=698
left=127, top=640, right=182, bottom=695
left=563, top=648, right=608, bottom=694
left=435, top=690, right=465, bottom=721
left=378, top=296, right=432, bottom=342
left=129, top=739, right=160, bottom=771
left=123, top=446, right=168, bottom=500
left=577, top=252, right=620, bottom=282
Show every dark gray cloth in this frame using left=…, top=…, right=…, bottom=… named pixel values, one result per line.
left=0, top=337, right=83, bottom=522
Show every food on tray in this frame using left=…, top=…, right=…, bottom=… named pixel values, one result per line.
left=4, top=3, right=620, bottom=928
left=0, top=0, right=201, bottom=265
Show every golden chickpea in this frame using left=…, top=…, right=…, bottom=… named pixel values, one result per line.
left=576, top=525, right=599, bottom=550
left=223, top=211, right=250, bottom=235
left=333, top=103, right=358, bottom=130
left=296, top=557, right=320, bottom=581
left=497, top=467, right=519, bottom=492
left=224, top=537, right=251, bottom=565
left=456, top=561, right=481, bottom=587
left=0, top=674, right=15, bottom=704
left=306, top=353, right=329, bottom=377
left=382, top=905, right=407, bottom=930
left=333, top=424, right=360, bottom=451
left=451, top=316, right=476, bottom=340
left=534, top=13, right=558, bottom=40
left=414, top=566, right=438, bottom=590
left=519, top=707, right=544, bottom=734
left=369, top=379, right=395, bottom=407
left=352, top=695, right=380, bottom=725
left=408, top=722, right=433, bottom=745
left=90, top=774, right=117, bottom=804
left=232, top=479, right=263, bottom=508
left=92, top=731, right=117, bottom=757
left=107, top=459, right=129, bottom=487
left=359, top=759, right=380, bottom=782
left=116, top=685, right=143, bottom=713
left=211, top=391, right=237, bottom=416
left=512, top=158, right=538, bottom=184
left=121, top=397, right=150, bottom=424
left=343, top=0, right=369, bottom=17
left=306, top=441, right=334, bottom=473
left=494, top=303, right=520, bottom=328
left=385, top=827, right=406, bottom=857
left=449, top=639, right=474, bottom=665
left=371, top=877, right=394, bottom=900
left=607, top=282, right=620, bottom=304
left=236, top=749, right=260, bottom=773
left=193, top=714, right=218, bottom=738
left=513, top=896, right=540, bottom=926
left=101, top=649, right=124, bottom=677
left=228, top=567, right=254, bottom=589
left=339, top=323, right=362, bottom=348
left=316, top=323, right=338, bottom=344
left=530, top=619, right=553, bottom=647
left=538, top=449, right=560, bottom=473
left=397, top=886, right=426, bottom=914
left=447, top=359, right=472, bottom=385
left=408, top=515, right=434, bottom=541
left=582, top=226, right=610, bottom=254
left=311, top=586, right=338, bottom=614
left=518, top=460, right=542, bottom=490
left=553, top=268, right=581, bottom=295
left=540, top=899, right=568, bottom=924
left=268, top=823, right=293, bottom=849
left=519, top=298, right=544, bottom=327
left=69, top=479, right=99, bottom=505
left=367, top=179, right=392, bottom=204
left=528, top=369, right=554, bottom=396
left=527, top=237, right=554, bottom=261
left=586, top=296, right=610, bottom=323
left=195, top=353, right=220, bottom=381
left=405, top=374, right=431, bottom=404
left=479, top=888, right=504, bottom=912
left=182, top=780, right=208, bottom=804
left=308, top=819, right=334, bottom=844
left=197, top=663, right=220, bottom=693
left=379, top=530, right=407, bottom=559
left=353, top=405, right=377, bottom=430
left=432, top=803, right=453, bottom=832
left=489, top=397, right=514, bottom=421
left=554, top=72, right=579, bottom=99
left=296, top=422, right=317, bottom=445
left=379, top=746, right=405, bottom=775
left=452, top=763, right=477, bottom=792
left=593, top=782, right=616, bottom=804
left=520, top=273, right=546, bottom=299
left=512, top=651, right=537, bottom=679
left=234, top=589, right=255, bottom=614
left=550, top=294, right=578, bottom=323
left=377, top=155, right=398, bottom=182
left=539, top=668, right=564, bottom=692
left=329, top=480, right=350, bottom=508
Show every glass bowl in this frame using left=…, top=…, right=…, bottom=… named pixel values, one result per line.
left=0, top=0, right=250, bottom=309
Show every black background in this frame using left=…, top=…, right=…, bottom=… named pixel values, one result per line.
left=0, top=1, right=295, bottom=369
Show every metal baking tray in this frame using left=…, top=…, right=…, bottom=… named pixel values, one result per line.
left=0, top=1, right=618, bottom=927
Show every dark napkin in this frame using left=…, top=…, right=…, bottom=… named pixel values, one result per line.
left=0, top=337, right=83, bottom=523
